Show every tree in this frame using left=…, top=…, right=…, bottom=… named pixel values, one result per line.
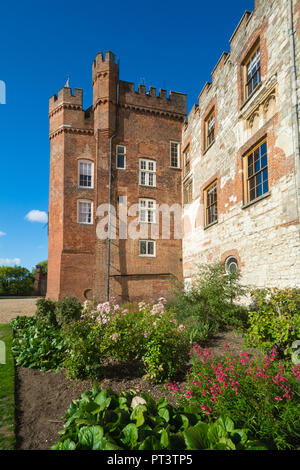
left=0, top=266, right=34, bottom=296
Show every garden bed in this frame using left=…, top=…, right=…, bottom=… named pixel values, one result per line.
left=14, top=330, right=260, bottom=450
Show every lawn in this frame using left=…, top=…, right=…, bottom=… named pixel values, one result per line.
left=0, top=323, right=15, bottom=450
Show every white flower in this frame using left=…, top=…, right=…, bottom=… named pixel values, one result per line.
left=131, top=396, right=147, bottom=409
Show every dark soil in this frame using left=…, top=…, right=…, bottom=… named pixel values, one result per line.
left=15, top=329, right=261, bottom=450
left=15, top=364, right=179, bottom=450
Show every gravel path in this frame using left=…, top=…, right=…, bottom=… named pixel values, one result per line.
left=0, top=298, right=40, bottom=323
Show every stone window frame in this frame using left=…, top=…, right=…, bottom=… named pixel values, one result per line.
left=77, top=199, right=93, bottom=225
left=78, top=159, right=94, bottom=189
left=139, top=198, right=156, bottom=224
left=225, top=256, right=239, bottom=274
left=139, top=158, right=156, bottom=187
left=183, top=177, right=193, bottom=205
left=183, top=144, right=191, bottom=177
left=242, top=137, right=269, bottom=206
left=238, top=23, right=268, bottom=109
left=242, top=40, right=261, bottom=103
left=204, top=108, right=216, bottom=151
left=116, top=145, right=126, bottom=170
left=170, top=141, right=180, bottom=168
left=204, top=180, right=218, bottom=228
left=139, top=240, right=156, bottom=258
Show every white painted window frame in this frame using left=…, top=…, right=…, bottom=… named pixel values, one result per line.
left=77, top=199, right=93, bottom=225
left=139, top=240, right=156, bottom=257
left=170, top=141, right=180, bottom=168
left=139, top=198, right=156, bottom=224
left=139, top=158, right=156, bottom=187
left=78, top=159, right=94, bottom=189
left=116, top=145, right=126, bottom=170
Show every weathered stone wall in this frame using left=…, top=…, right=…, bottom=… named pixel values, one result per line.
left=182, top=0, right=300, bottom=290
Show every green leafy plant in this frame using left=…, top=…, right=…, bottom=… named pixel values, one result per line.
left=11, top=316, right=66, bottom=371
left=64, top=298, right=190, bottom=382
left=55, top=297, right=83, bottom=326
left=245, top=288, right=300, bottom=357
left=170, top=263, right=248, bottom=340
left=52, top=386, right=266, bottom=450
left=36, top=298, right=58, bottom=326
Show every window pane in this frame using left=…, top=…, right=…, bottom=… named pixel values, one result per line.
left=262, top=168, right=268, bottom=182
left=140, top=210, right=146, bottom=222
left=117, top=154, right=125, bottom=168
left=140, top=241, right=146, bottom=255
left=148, top=241, right=154, bottom=255
left=140, top=172, right=146, bottom=185
left=79, top=202, right=92, bottom=223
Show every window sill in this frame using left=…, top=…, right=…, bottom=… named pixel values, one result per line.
left=78, top=186, right=94, bottom=190
left=76, top=222, right=94, bottom=226
left=242, top=191, right=271, bottom=209
left=169, top=166, right=181, bottom=170
left=116, top=167, right=126, bottom=170
left=240, top=82, right=262, bottom=111
left=203, top=140, right=215, bottom=156
left=204, top=219, right=218, bottom=230
left=139, top=254, right=156, bottom=258
left=139, top=184, right=156, bottom=188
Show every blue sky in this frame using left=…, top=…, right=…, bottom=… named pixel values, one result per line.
left=0, top=0, right=254, bottom=271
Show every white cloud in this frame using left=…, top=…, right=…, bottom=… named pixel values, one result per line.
left=0, top=258, right=21, bottom=266
left=25, top=210, right=48, bottom=223
left=0, top=231, right=6, bottom=237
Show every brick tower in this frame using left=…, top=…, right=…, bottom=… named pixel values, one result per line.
left=47, top=51, right=187, bottom=302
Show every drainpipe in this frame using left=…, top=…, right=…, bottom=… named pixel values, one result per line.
left=107, top=59, right=120, bottom=301
left=288, top=0, right=300, bottom=223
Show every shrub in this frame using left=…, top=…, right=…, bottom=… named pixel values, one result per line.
left=55, top=297, right=83, bottom=326
left=63, top=315, right=105, bottom=379
left=245, top=288, right=300, bottom=357
left=36, top=298, right=57, bottom=326
left=52, top=386, right=266, bottom=450
left=179, top=345, right=300, bottom=449
left=64, top=298, right=190, bottom=382
left=11, top=316, right=66, bottom=371
left=169, top=264, right=248, bottom=341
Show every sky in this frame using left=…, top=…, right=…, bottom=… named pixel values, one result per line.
left=0, top=0, right=254, bottom=271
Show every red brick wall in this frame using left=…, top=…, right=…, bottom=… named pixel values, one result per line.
left=47, top=52, right=186, bottom=302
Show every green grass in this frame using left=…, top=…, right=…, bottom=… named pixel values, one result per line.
left=0, top=324, right=15, bottom=450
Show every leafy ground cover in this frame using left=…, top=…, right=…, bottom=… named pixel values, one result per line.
left=52, top=386, right=266, bottom=450
left=0, top=324, right=15, bottom=450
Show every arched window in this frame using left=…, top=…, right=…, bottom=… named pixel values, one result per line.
left=225, top=256, right=239, bottom=274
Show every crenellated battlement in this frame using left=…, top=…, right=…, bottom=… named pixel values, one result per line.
left=92, top=51, right=118, bottom=83
left=49, top=87, right=83, bottom=113
left=119, top=80, right=186, bottom=117
left=188, top=6, right=257, bottom=116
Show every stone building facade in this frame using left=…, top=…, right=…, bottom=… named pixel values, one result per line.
left=47, top=52, right=186, bottom=301
left=182, top=0, right=300, bottom=290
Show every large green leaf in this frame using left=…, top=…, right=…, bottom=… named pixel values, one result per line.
left=183, top=422, right=209, bottom=450
left=78, top=425, right=104, bottom=450
left=158, top=407, right=170, bottom=423
left=121, top=423, right=138, bottom=448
